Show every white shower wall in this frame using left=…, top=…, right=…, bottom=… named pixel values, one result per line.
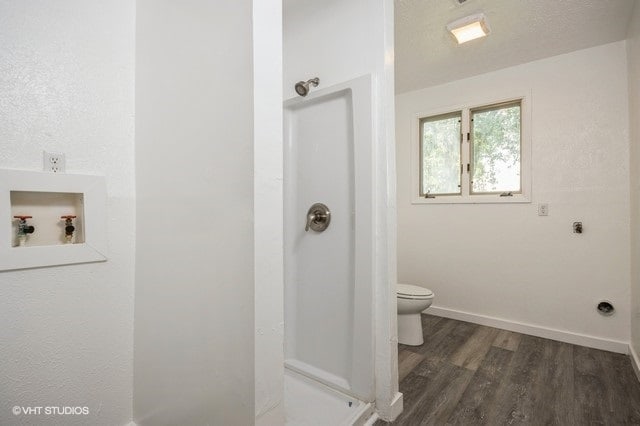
left=285, top=90, right=357, bottom=386
left=284, top=77, right=374, bottom=401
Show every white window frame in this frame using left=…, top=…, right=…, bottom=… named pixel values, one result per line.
left=411, top=95, right=531, bottom=204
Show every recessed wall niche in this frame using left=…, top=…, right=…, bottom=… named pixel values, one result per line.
left=0, top=169, right=107, bottom=271
left=10, top=191, right=85, bottom=247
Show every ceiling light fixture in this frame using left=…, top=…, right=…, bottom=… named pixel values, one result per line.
left=446, top=12, right=490, bottom=44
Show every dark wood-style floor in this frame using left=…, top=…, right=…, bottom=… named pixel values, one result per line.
left=377, top=314, right=640, bottom=425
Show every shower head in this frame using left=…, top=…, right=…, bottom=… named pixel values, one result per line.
left=295, top=77, right=320, bottom=97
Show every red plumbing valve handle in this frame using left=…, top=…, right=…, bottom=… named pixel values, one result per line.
left=13, top=215, right=33, bottom=220
left=61, top=215, right=76, bottom=241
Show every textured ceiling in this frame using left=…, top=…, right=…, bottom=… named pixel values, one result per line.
left=395, top=0, right=636, bottom=93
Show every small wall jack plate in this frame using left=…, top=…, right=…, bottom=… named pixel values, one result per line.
left=43, top=151, right=66, bottom=173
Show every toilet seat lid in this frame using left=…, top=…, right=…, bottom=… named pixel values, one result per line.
left=397, top=283, right=433, bottom=298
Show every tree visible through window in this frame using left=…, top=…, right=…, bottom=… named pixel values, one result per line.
left=419, top=99, right=523, bottom=200
left=420, top=112, right=461, bottom=196
left=471, top=102, right=521, bottom=194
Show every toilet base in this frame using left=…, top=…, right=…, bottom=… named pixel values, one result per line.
left=398, top=312, right=424, bottom=346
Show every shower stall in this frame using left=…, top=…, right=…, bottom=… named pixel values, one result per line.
left=281, top=0, right=399, bottom=423
left=284, top=76, right=376, bottom=420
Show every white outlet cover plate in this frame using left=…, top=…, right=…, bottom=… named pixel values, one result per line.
left=0, top=169, right=107, bottom=271
left=43, top=151, right=66, bottom=173
left=538, top=203, right=549, bottom=216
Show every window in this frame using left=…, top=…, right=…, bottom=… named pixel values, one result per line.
left=420, top=112, right=462, bottom=196
left=415, top=98, right=529, bottom=203
left=470, top=101, right=521, bottom=194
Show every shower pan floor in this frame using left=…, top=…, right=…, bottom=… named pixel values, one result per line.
left=284, top=368, right=374, bottom=425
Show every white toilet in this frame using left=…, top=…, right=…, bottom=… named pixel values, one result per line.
left=397, top=283, right=434, bottom=346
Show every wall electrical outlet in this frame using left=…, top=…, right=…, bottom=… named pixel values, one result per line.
left=538, top=203, right=549, bottom=216
left=43, top=151, right=65, bottom=173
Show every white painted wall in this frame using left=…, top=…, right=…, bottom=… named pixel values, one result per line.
left=134, top=1, right=255, bottom=425
left=284, top=0, right=383, bottom=98
left=628, top=1, right=640, bottom=359
left=396, top=42, right=631, bottom=350
left=284, top=0, right=401, bottom=420
left=254, top=0, right=285, bottom=424
left=0, top=1, right=135, bottom=425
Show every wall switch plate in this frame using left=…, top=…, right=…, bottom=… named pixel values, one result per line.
left=537, top=203, right=549, bottom=216
left=43, top=151, right=65, bottom=173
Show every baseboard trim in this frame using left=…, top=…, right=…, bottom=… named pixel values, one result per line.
left=388, top=392, right=403, bottom=421
left=630, top=344, right=640, bottom=383
left=370, top=390, right=403, bottom=423
left=427, top=306, right=629, bottom=354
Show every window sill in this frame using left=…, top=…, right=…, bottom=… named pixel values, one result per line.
left=411, top=194, right=531, bottom=205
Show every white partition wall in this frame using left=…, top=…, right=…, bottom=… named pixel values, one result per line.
left=134, top=2, right=255, bottom=424
left=628, top=1, right=640, bottom=366
left=253, top=0, right=285, bottom=424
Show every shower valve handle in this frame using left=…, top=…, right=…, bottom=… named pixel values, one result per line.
left=305, top=212, right=319, bottom=232
left=305, top=203, right=331, bottom=232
